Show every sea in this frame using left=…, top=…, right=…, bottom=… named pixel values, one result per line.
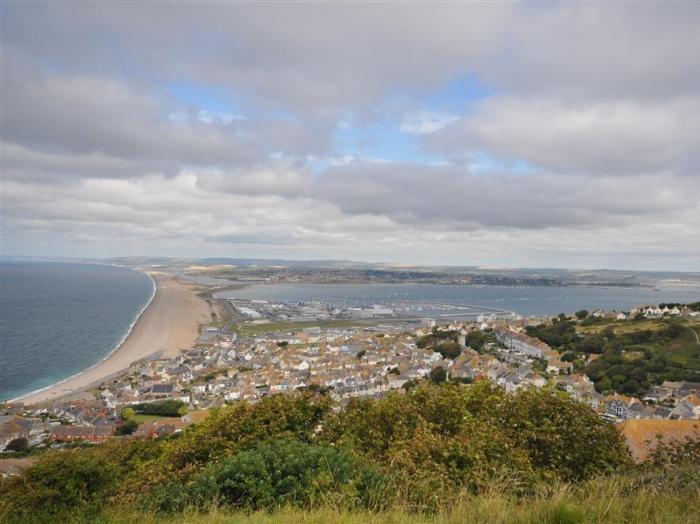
left=214, top=282, right=700, bottom=317
left=0, top=261, right=154, bottom=402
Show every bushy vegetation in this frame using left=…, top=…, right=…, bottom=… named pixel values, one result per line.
left=526, top=317, right=700, bottom=395
left=0, top=382, right=647, bottom=523
left=146, top=439, right=383, bottom=513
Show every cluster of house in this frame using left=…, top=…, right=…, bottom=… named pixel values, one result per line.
left=493, top=326, right=573, bottom=374
left=0, top=415, right=52, bottom=451
left=585, top=304, right=699, bottom=321
left=0, top=403, right=114, bottom=450
left=3, top=308, right=700, bottom=450
left=603, top=381, right=700, bottom=422
left=630, top=305, right=698, bottom=319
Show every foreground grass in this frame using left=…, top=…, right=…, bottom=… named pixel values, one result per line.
left=99, top=479, right=700, bottom=524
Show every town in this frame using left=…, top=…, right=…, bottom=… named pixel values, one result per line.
left=2, top=300, right=699, bottom=467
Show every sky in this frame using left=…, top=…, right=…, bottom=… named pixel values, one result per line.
left=1, top=3, right=699, bottom=271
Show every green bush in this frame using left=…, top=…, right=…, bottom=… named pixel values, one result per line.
left=115, top=419, right=139, bottom=436
left=322, top=382, right=628, bottom=496
left=1, top=449, right=118, bottom=522
left=146, top=439, right=383, bottom=512
left=157, top=392, right=333, bottom=475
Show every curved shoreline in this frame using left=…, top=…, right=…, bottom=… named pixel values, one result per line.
left=13, top=272, right=210, bottom=406
left=9, top=271, right=157, bottom=404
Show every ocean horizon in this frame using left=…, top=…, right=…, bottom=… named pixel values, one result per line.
left=0, top=261, right=154, bottom=402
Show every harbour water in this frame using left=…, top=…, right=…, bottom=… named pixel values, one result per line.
left=215, top=282, right=700, bottom=317
left=0, top=261, right=154, bottom=401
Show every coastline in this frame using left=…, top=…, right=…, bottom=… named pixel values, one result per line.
left=13, top=272, right=210, bottom=406
left=7, top=271, right=156, bottom=404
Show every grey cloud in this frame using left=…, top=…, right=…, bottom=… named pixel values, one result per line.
left=0, top=62, right=328, bottom=181
left=2, top=3, right=700, bottom=268
left=313, top=163, right=700, bottom=230
left=427, top=97, right=700, bottom=176
left=5, top=3, right=698, bottom=115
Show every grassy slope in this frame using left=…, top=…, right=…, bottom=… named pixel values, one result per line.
left=576, top=318, right=665, bottom=335
left=577, top=318, right=700, bottom=371
left=101, top=482, right=700, bottom=524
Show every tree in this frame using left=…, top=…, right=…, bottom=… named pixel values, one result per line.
left=465, top=330, right=488, bottom=352
left=436, top=341, right=461, bottom=359
left=121, top=407, right=135, bottom=420
left=575, top=309, right=589, bottom=320
left=115, top=419, right=138, bottom=436
left=4, top=437, right=29, bottom=452
left=429, top=366, right=447, bottom=383
left=356, top=350, right=366, bottom=359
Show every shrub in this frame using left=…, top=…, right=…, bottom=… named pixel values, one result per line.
left=152, top=392, right=333, bottom=475
left=429, top=366, right=447, bottom=383
left=499, top=386, right=630, bottom=481
left=146, top=439, right=383, bottom=512
left=115, top=419, right=139, bottom=436
left=1, top=449, right=118, bottom=521
left=322, top=382, right=628, bottom=496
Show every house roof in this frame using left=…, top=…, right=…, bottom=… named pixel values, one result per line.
left=618, top=419, right=700, bottom=463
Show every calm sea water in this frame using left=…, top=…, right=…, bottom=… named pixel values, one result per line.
left=215, top=283, right=700, bottom=317
left=0, top=262, right=154, bottom=401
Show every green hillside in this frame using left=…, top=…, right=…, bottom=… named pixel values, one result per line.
left=526, top=316, right=700, bottom=395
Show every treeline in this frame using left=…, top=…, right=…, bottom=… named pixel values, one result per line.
left=1, top=383, right=633, bottom=522
left=132, top=399, right=187, bottom=417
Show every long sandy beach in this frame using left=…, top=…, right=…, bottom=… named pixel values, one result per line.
left=16, top=272, right=210, bottom=405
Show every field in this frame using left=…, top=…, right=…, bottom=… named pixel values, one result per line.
left=131, top=414, right=180, bottom=424
left=576, top=318, right=666, bottom=335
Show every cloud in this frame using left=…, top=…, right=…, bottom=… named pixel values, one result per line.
left=312, top=163, right=700, bottom=230
left=2, top=3, right=699, bottom=270
left=428, top=96, right=700, bottom=176
left=0, top=61, right=328, bottom=181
